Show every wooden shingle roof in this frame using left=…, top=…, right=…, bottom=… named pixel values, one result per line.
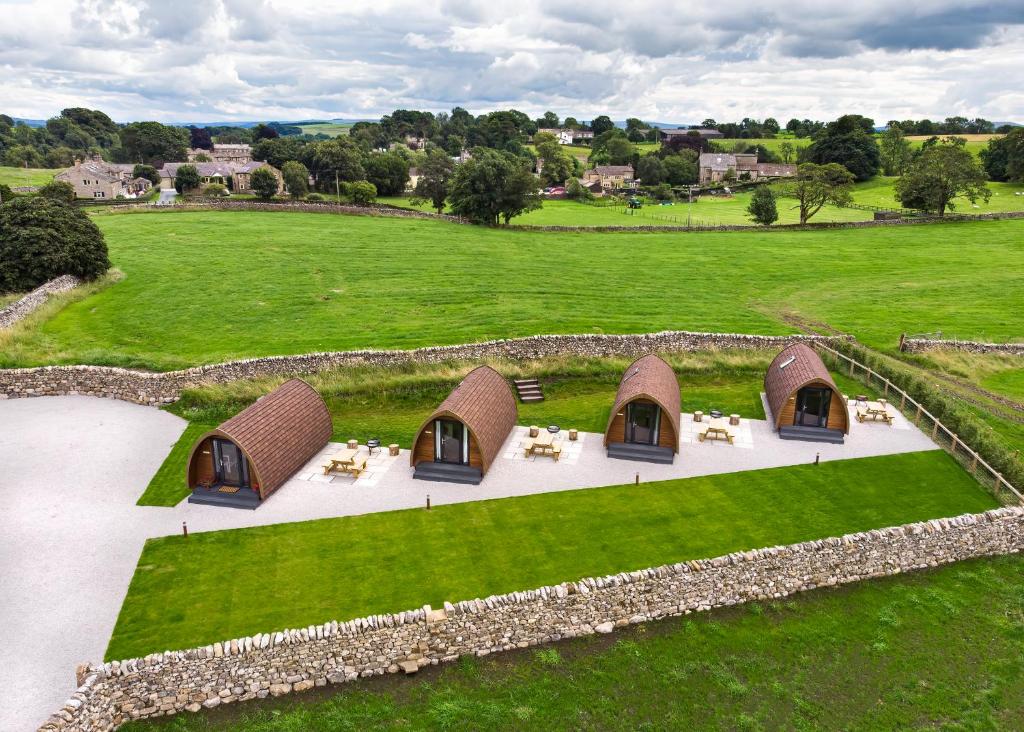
left=604, top=354, right=681, bottom=448
left=763, top=344, right=842, bottom=429
left=194, top=378, right=332, bottom=500
left=410, top=366, right=518, bottom=473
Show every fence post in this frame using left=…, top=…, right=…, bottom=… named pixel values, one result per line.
left=951, top=433, right=959, bottom=454
left=931, top=420, right=939, bottom=440
left=900, top=393, right=906, bottom=410
left=849, top=360, right=854, bottom=377
left=883, top=380, right=889, bottom=396
left=971, top=453, right=978, bottom=474
left=915, top=404, right=922, bottom=425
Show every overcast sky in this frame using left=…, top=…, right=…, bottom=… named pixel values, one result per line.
left=1, top=0, right=1022, bottom=124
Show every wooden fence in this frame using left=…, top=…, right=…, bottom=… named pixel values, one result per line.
left=815, top=343, right=1023, bottom=506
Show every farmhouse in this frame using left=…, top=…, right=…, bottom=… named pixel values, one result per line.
left=160, top=161, right=285, bottom=194
left=764, top=344, right=849, bottom=443
left=698, top=153, right=797, bottom=184
left=185, top=379, right=333, bottom=508
left=581, top=164, right=635, bottom=193
left=410, top=366, right=518, bottom=485
left=659, top=128, right=724, bottom=142
left=604, top=354, right=681, bottom=464
left=55, top=157, right=153, bottom=199
left=187, top=143, right=253, bottom=164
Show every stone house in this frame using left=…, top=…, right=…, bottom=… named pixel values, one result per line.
left=55, top=157, right=153, bottom=199
left=160, top=161, right=284, bottom=195
left=581, top=164, right=635, bottom=193
left=187, top=144, right=253, bottom=164
left=698, top=153, right=796, bottom=184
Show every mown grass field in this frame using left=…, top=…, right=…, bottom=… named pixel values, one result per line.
left=120, top=552, right=1024, bottom=731
left=0, top=165, right=58, bottom=187
left=296, top=122, right=352, bottom=137
left=848, top=177, right=1024, bottom=214
left=4, top=211, right=1023, bottom=369
left=108, top=450, right=995, bottom=661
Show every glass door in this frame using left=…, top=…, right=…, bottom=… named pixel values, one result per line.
left=626, top=402, right=660, bottom=445
left=435, top=419, right=467, bottom=464
left=795, top=387, right=831, bottom=428
left=212, top=439, right=250, bottom=487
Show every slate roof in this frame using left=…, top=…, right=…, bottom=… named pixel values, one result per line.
left=191, top=379, right=332, bottom=500
left=763, top=344, right=846, bottom=431
left=410, top=366, right=518, bottom=473
left=593, top=165, right=634, bottom=176
left=604, top=354, right=681, bottom=450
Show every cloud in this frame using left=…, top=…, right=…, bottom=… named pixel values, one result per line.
left=0, top=0, right=1020, bottom=123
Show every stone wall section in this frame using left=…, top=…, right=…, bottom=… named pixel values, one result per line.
left=902, top=337, right=1024, bottom=356
left=0, top=275, right=81, bottom=329
left=40, top=506, right=1024, bottom=731
left=0, top=331, right=842, bottom=405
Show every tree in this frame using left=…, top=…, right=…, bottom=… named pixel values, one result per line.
left=193, top=153, right=212, bottom=162
left=38, top=180, right=76, bottom=203
left=0, top=184, right=14, bottom=203
left=662, top=151, right=698, bottom=185
left=173, top=164, right=201, bottom=193
left=804, top=114, right=880, bottom=181
left=879, top=126, right=912, bottom=176
left=413, top=148, right=455, bottom=214
left=0, top=197, right=110, bottom=292
left=590, top=115, right=615, bottom=136
left=118, top=122, right=189, bottom=164
left=778, top=142, right=795, bottom=163
left=132, top=164, right=162, bottom=187
left=895, top=141, right=990, bottom=217
left=188, top=126, right=213, bottom=150
left=780, top=163, right=855, bottom=224
left=252, top=123, right=279, bottom=141
left=281, top=161, right=309, bottom=199
left=636, top=155, right=666, bottom=185
left=535, top=111, right=559, bottom=129
left=364, top=152, right=410, bottom=196
left=348, top=180, right=377, bottom=205
left=448, top=148, right=541, bottom=225
left=746, top=185, right=778, bottom=226
left=535, top=136, right=575, bottom=186
left=310, top=139, right=365, bottom=192
left=763, top=117, right=780, bottom=134
left=252, top=137, right=308, bottom=169
left=981, top=128, right=1024, bottom=182
left=564, top=178, right=594, bottom=201
left=250, top=167, right=280, bottom=200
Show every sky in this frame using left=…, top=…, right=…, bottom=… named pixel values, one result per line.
left=1, top=0, right=1022, bottom=124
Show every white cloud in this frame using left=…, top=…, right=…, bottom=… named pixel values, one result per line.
left=0, top=0, right=1020, bottom=123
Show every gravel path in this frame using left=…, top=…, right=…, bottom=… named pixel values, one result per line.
left=0, top=395, right=938, bottom=730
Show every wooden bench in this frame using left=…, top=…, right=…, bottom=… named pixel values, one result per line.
left=348, top=457, right=368, bottom=478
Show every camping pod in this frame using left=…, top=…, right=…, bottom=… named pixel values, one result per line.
left=604, top=354, right=680, bottom=464
left=410, top=366, right=518, bottom=485
left=186, top=378, right=333, bottom=508
left=764, top=344, right=849, bottom=443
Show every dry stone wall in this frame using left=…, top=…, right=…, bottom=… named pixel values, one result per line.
left=41, top=506, right=1024, bottom=731
left=902, top=337, right=1024, bottom=356
left=0, top=331, right=842, bottom=405
left=0, top=275, right=81, bottom=329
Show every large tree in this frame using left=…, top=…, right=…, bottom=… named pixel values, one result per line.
left=252, top=137, right=308, bottom=169
left=412, top=148, right=455, bottom=214
left=249, top=167, right=280, bottom=200
left=310, top=139, right=365, bottom=193
left=173, top=164, right=201, bottom=194
left=535, top=135, right=575, bottom=186
left=0, top=197, right=110, bottom=292
left=662, top=150, right=698, bottom=186
left=590, top=115, right=615, bottom=136
left=636, top=155, right=666, bottom=185
left=746, top=185, right=778, bottom=226
left=805, top=114, right=880, bottom=181
left=981, top=128, right=1024, bottom=182
left=118, top=122, right=189, bottom=164
left=879, top=126, right=913, bottom=176
left=895, top=140, right=990, bottom=216
left=281, top=161, right=309, bottom=199
left=363, top=152, right=410, bottom=196
left=780, top=163, right=855, bottom=224
left=188, top=126, right=213, bottom=150
left=448, top=148, right=541, bottom=225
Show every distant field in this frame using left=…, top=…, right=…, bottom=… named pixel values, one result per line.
left=848, top=177, right=1024, bottom=214
left=297, top=122, right=352, bottom=137
left=0, top=165, right=58, bottom=187
left=717, top=138, right=809, bottom=159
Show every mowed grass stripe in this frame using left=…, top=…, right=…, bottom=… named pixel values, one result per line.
left=107, top=450, right=997, bottom=660
left=5, top=212, right=1022, bottom=369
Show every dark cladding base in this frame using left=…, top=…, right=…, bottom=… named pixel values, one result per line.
left=187, top=487, right=261, bottom=509
left=607, top=442, right=675, bottom=464
left=778, top=425, right=846, bottom=444
left=413, top=462, right=484, bottom=485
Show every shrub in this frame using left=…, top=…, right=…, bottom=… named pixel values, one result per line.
left=132, top=164, right=162, bottom=187
left=249, top=167, right=280, bottom=200
left=202, top=183, right=229, bottom=197
left=0, top=184, right=16, bottom=203
left=348, top=180, right=377, bottom=206
left=305, top=193, right=324, bottom=202
left=174, top=165, right=201, bottom=194
left=0, top=197, right=110, bottom=291
left=38, top=180, right=77, bottom=203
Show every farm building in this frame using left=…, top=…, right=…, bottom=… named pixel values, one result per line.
left=55, top=156, right=152, bottom=199
left=604, top=354, right=681, bottom=464
left=410, top=366, right=518, bottom=485
left=764, top=344, right=849, bottom=443
left=185, top=379, right=333, bottom=508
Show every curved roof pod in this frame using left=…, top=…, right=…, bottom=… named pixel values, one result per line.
left=410, top=365, right=518, bottom=474
left=186, top=378, right=333, bottom=500
left=764, top=343, right=849, bottom=434
left=604, top=354, right=681, bottom=450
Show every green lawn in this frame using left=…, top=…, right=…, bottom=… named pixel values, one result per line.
left=296, top=122, right=352, bottom=137
left=848, top=176, right=1024, bottom=214
left=107, top=450, right=995, bottom=661
left=5, top=211, right=1023, bottom=369
left=0, top=165, right=59, bottom=187
left=121, top=553, right=1024, bottom=731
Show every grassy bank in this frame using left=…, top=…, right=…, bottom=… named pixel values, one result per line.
left=108, top=450, right=995, bottom=660
left=121, top=552, right=1024, bottom=731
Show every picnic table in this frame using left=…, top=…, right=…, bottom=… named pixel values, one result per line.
left=698, top=417, right=735, bottom=444
left=322, top=448, right=358, bottom=475
left=523, top=431, right=564, bottom=460
left=857, top=401, right=895, bottom=425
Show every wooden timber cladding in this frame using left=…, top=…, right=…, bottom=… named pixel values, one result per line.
left=604, top=354, right=681, bottom=451
left=185, top=378, right=333, bottom=500
left=410, top=366, right=518, bottom=473
left=764, top=344, right=849, bottom=433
